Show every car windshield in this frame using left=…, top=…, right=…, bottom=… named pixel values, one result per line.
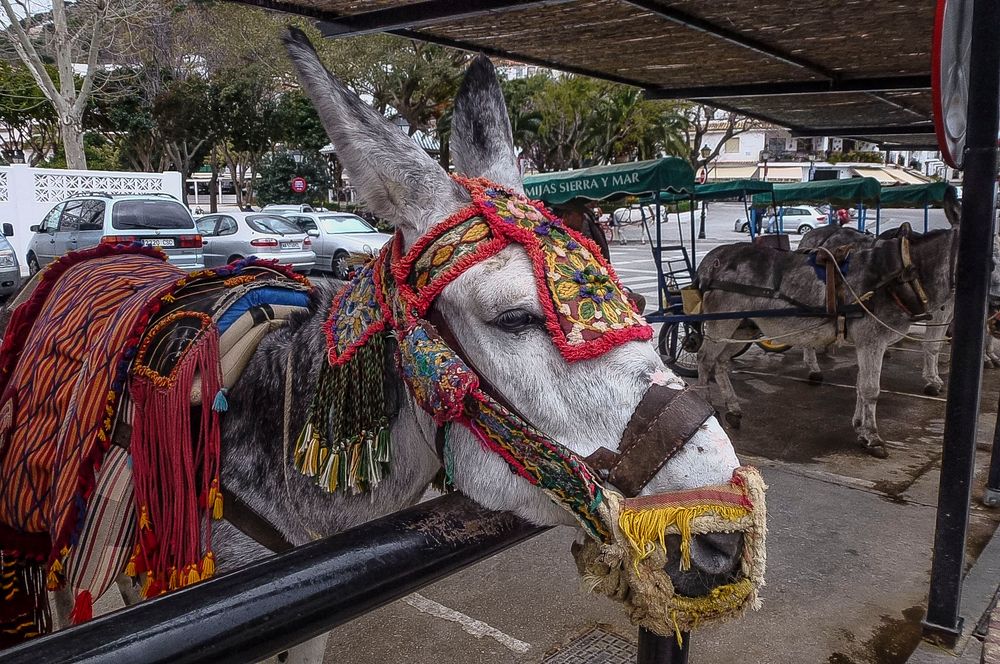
left=112, top=200, right=194, bottom=230
left=247, top=215, right=301, bottom=235
left=319, top=215, right=377, bottom=234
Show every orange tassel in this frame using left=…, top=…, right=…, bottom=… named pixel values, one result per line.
left=201, top=552, right=215, bottom=578
left=125, top=555, right=136, bottom=577
left=168, top=567, right=178, bottom=591
left=187, top=566, right=200, bottom=586
left=139, top=506, right=151, bottom=529
left=213, top=490, right=224, bottom=520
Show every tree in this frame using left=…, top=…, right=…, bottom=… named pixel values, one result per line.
left=153, top=76, right=215, bottom=184
left=0, top=61, right=60, bottom=165
left=274, top=90, right=328, bottom=153
left=680, top=104, right=758, bottom=174
left=213, top=69, right=279, bottom=208
left=256, top=150, right=332, bottom=208
left=0, top=0, right=145, bottom=169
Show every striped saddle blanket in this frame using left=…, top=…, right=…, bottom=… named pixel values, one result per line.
left=0, top=244, right=311, bottom=646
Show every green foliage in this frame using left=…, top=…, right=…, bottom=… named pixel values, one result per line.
left=826, top=151, right=884, bottom=164
left=501, top=74, right=688, bottom=172
left=0, top=62, right=60, bottom=165
left=275, top=90, right=328, bottom=152
left=256, top=150, right=332, bottom=207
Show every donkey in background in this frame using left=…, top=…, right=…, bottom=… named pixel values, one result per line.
left=696, top=218, right=959, bottom=458
left=19, top=31, right=750, bottom=664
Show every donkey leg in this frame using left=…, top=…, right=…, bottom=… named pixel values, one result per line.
left=803, top=347, right=823, bottom=383
left=698, top=320, right=743, bottom=428
left=853, top=341, right=889, bottom=458
left=117, top=574, right=142, bottom=606
left=921, top=322, right=948, bottom=396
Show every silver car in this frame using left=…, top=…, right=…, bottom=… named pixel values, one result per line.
left=277, top=212, right=391, bottom=279
left=0, top=223, right=21, bottom=299
left=195, top=212, right=315, bottom=272
left=27, top=194, right=204, bottom=274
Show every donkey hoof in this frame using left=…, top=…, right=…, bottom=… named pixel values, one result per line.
left=808, top=371, right=824, bottom=384
left=725, top=411, right=742, bottom=429
left=859, top=437, right=889, bottom=459
left=923, top=383, right=942, bottom=397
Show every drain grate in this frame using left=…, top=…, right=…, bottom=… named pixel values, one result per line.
left=542, top=626, right=637, bottom=664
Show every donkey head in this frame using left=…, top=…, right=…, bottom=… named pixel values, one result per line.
left=284, top=30, right=744, bottom=596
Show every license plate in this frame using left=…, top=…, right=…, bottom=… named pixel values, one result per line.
left=142, top=238, right=175, bottom=248
left=280, top=240, right=300, bottom=250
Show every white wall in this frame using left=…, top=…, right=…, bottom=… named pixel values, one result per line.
left=0, top=165, right=182, bottom=272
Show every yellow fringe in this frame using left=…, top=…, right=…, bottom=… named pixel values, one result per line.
left=139, top=506, right=151, bottom=529
left=213, top=490, right=224, bottom=520
left=618, top=504, right=748, bottom=571
left=125, top=556, right=136, bottom=578
left=187, top=566, right=200, bottom=586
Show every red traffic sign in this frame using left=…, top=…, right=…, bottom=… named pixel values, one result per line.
left=697, top=168, right=707, bottom=184
left=290, top=177, right=308, bottom=194
left=932, top=0, right=973, bottom=169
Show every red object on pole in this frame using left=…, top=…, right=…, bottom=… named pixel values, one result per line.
left=290, top=177, right=308, bottom=194
left=697, top=168, right=707, bottom=184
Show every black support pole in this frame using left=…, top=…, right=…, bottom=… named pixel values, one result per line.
left=638, top=628, right=689, bottom=663
left=923, top=0, right=1000, bottom=644
left=986, top=400, right=1000, bottom=506
left=0, top=495, right=546, bottom=664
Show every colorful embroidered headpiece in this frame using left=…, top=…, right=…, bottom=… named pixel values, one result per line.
left=391, top=176, right=652, bottom=361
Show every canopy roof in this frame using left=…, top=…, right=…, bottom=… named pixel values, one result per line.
left=238, top=0, right=939, bottom=149
left=751, top=177, right=882, bottom=208
left=655, top=179, right=772, bottom=203
left=879, top=182, right=957, bottom=209
left=522, top=158, right=695, bottom=205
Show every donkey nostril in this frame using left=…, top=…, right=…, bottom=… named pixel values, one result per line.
left=663, top=532, right=744, bottom=597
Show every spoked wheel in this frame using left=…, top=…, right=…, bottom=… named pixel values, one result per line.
left=658, top=321, right=702, bottom=378
left=756, top=339, right=792, bottom=353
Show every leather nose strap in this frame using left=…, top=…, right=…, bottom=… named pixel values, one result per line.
left=585, top=384, right=715, bottom=497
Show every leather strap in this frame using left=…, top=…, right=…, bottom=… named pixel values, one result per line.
left=585, top=384, right=714, bottom=497
left=222, top=490, right=295, bottom=553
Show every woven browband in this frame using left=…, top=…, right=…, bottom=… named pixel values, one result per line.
left=586, top=384, right=715, bottom=497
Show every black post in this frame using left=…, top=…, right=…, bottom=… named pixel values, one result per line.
left=0, top=495, right=545, bottom=664
left=698, top=201, right=707, bottom=240
left=638, top=628, right=689, bottom=663
left=923, top=0, right=1000, bottom=644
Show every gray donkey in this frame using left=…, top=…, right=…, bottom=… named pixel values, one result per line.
left=696, top=220, right=958, bottom=458
left=40, top=31, right=748, bottom=663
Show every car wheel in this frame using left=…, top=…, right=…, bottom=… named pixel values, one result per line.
left=228, top=255, right=243, bottom=265
left=27, top=254, right=40, bottom=276
left=332, top=251, right=349, bottom=280
left=740, top=222, right=749, bottom=233
left=797, top=224, right=812, bottom=235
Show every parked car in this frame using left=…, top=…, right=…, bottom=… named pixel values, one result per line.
left=261, top=203, right=316, bottom=214
left=734, top=205, right=829, bottom=234
left=195, top=212, right=315, bottom=272
left=275, top=211, right=391, bottom=279
left=612, top=204, right=667, bottom=225
left=0, top=223, right=21, bottom=300
left=27, top=193, right=204, bottom=274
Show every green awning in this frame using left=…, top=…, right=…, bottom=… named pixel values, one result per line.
left=752, top=177, right=882, bottom=208
left=522, top=157, right=695, bottom=205
left=654, top=179, right=773, bottom=203
left=879, top=182, right=956, bottom=208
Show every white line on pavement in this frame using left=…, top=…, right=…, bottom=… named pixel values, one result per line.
left=403, top=593, right=532, bottom=654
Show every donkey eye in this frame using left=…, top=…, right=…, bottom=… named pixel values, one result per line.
left=492, top=308, right=538, bottom=332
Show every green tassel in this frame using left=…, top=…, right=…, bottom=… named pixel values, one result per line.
left=337, top=449, right=349, bottom=492
left=302, top=434, right=322, bottom=477
left=212, top=388, right=229, bottom=413
left=375, top=427, right=391, bottom=464
left=443, top=424, right=456, bottom=489
left=319, top=450, right=339, bottom=493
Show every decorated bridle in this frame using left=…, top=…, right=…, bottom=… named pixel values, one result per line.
left=297, top=176, right=767, bottom=638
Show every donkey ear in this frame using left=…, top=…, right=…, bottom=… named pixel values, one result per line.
left=282, top=28, right=469, bottom=242
left=451, top=55, right=524, bottom=194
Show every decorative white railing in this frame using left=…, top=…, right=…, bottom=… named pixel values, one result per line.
left=0, top=171, right=8, bottom=202
left=32, top=172, right=165, bottom=203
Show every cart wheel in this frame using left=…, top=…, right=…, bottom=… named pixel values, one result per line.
left=658, top=322, right=701, bottom=378
left=756, top=339, right=792, bottom=353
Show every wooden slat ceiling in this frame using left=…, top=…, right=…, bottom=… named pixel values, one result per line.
left=234, top=0, right=939, bottom=147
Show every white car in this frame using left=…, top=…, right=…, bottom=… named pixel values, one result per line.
left=734, top=205, right=829, bottom=234
left=276, top=211, right=391, bottom=279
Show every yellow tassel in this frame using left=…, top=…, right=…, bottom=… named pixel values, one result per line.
left=168, top=567, right=178, bottom=591
left=50, top=558, right=62, bottom=574
left=302, top=434, right=321, bottom=477
left=125, top=556, right=136, bottom=577
left=141, top=573, right=152, bottom=597
left=139, top=506, right=151, bottom=529
left=319, top=451, right=340, bottom=493
left=201, top=552, right=215, bottom=578
left=618, top=504, right=749, bottom=571
left=187, top=566, right=201, bottom=586
left=213, top=490, right=224, bottom=520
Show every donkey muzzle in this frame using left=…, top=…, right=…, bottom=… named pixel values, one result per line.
left=664, top=532, right=745, bottom=597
